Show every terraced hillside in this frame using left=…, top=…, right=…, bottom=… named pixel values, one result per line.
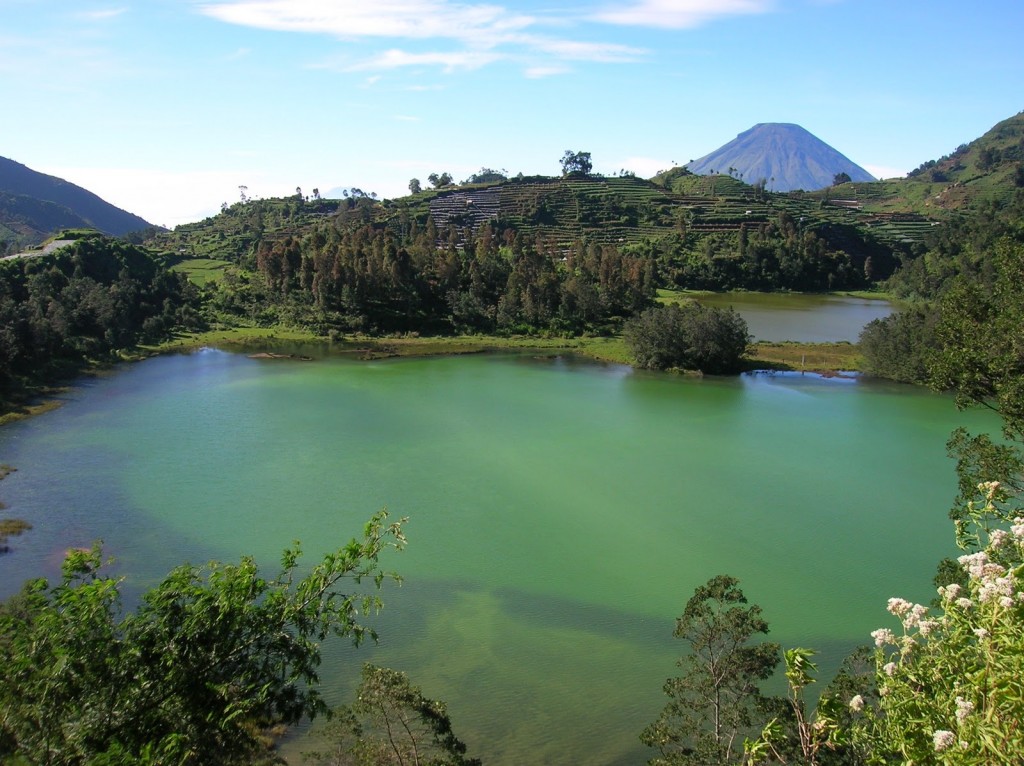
left=397, top=172, right=937, bottom=251
left=147, top=196, right=343, bottom=263
left=824, top=111, right=1024, bottom=217
left=139, top=177, right=931, bottom=306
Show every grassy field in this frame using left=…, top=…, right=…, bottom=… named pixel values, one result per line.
left=167, top=257, right=232, bottom=286
left=748, top=341, right=861, bottom=372
left=153, top=326, right=634, bottom=363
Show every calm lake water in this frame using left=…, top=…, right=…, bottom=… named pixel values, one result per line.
left=695, top=292, right=894, bottom=342
left=0, top=349, right=992, bottom=765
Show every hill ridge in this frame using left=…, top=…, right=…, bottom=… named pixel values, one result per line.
left=0, top=156, right=152, bottom=243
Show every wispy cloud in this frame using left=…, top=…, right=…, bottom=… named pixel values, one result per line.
left=608, top=155, right=675, bottom=177
left=525, top=64, right=571, bottom=79
left=592, top=0, right=774, bottom=29
left=523, top=37, right=646, bottom=63
left=343, top=48, right=504, bottom=73
left=0, top=34, right=124, bottom=89
left=76, top=8, right=128, bottom=22
left=198, top=1, right=535, bottom=43
left=197, top=0, right=654, bottom=74
left=863, top=164, right=904, bottom=181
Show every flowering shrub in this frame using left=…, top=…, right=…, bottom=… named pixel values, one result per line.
left=858, top=482, right=1024, bottom=763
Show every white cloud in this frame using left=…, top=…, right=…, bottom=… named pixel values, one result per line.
left=605, top=156, right=675, bottom=178
left=344, top=48, right=503, bottom=73
left=198, top=1, right=535, bottom=43
left=524, top=64, right=570, bottom=78
left=198, top=0, right=648, bottom=74
left=523, top=37, right=646, bottom=62
left=76, top=8, right=128, bottom=21
left=41, top=166, right=292, bottom=228
left=592, top=0, right=774, bottom=29
left=863, top=164, right=907, bottom=181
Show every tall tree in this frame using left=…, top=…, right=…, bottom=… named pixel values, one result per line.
left=927, top=238, right=1024, bottom=519
left=641, top=575, right=780, bottom=765
left=0, top=511, right=406, bottom=766
left=427, top=173, right=452, bottom=189
left=559, top=150, right=593, bottom=178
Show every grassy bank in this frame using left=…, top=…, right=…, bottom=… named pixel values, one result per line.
left=0, top=397, right=66, bottom=427
left=748, top=341, right=862, bottom=373
left=153, top=326, right=859, bottom=372
left=152, top=326, right=634, bottom=364
left=656, top=287, right=893, bottom=304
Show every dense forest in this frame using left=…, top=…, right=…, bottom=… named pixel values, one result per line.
left=235, top=221, right=656, bottom=335
left=0, top=235, right=204, bottom=390
left=197, top=182, right=899, bottom=332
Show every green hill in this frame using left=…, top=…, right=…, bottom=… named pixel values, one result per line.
left=901, top=110, right=1024, bottom=209
left=143, top=111, right=1024, bottom=306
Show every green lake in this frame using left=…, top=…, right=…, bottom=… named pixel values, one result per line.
left=0, top=349, right=995, bottom=765
left=695, top=292, right=894, bottom=342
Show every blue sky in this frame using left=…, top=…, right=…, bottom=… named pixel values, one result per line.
left=3, top=0, right=1022, bottom=227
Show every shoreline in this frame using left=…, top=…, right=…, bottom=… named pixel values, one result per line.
left=0, top=328, right=864, bottom=426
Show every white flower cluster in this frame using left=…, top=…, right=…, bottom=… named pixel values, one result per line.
left=932, top=729, right=956, bottom=752
left=871, top=627, right=896, bottom=648
left=955, top=696, right=974, bottom=723
left=870, top=482, right=1023, bottom=760
left=887, top=598, right=931, bottom=628
left=978, top=480, right=1002, bottom=503
left=956, top=550, right=1022, bottom=608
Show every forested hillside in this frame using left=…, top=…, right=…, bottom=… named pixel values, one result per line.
left=148, top=173, right=910, bottom=337
left=3, top=113, right=1021, bottom=375
left=0, top=234, right=204, bottom=393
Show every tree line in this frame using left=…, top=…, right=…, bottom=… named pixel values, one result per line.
left=0, top=236, right=204, bottom=390
left=625, top=213, right=897, bottom=294
left=217, top=220, right=657, bottom=335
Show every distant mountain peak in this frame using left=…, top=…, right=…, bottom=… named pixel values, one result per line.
left=686, top=123, right=875, bottom=191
